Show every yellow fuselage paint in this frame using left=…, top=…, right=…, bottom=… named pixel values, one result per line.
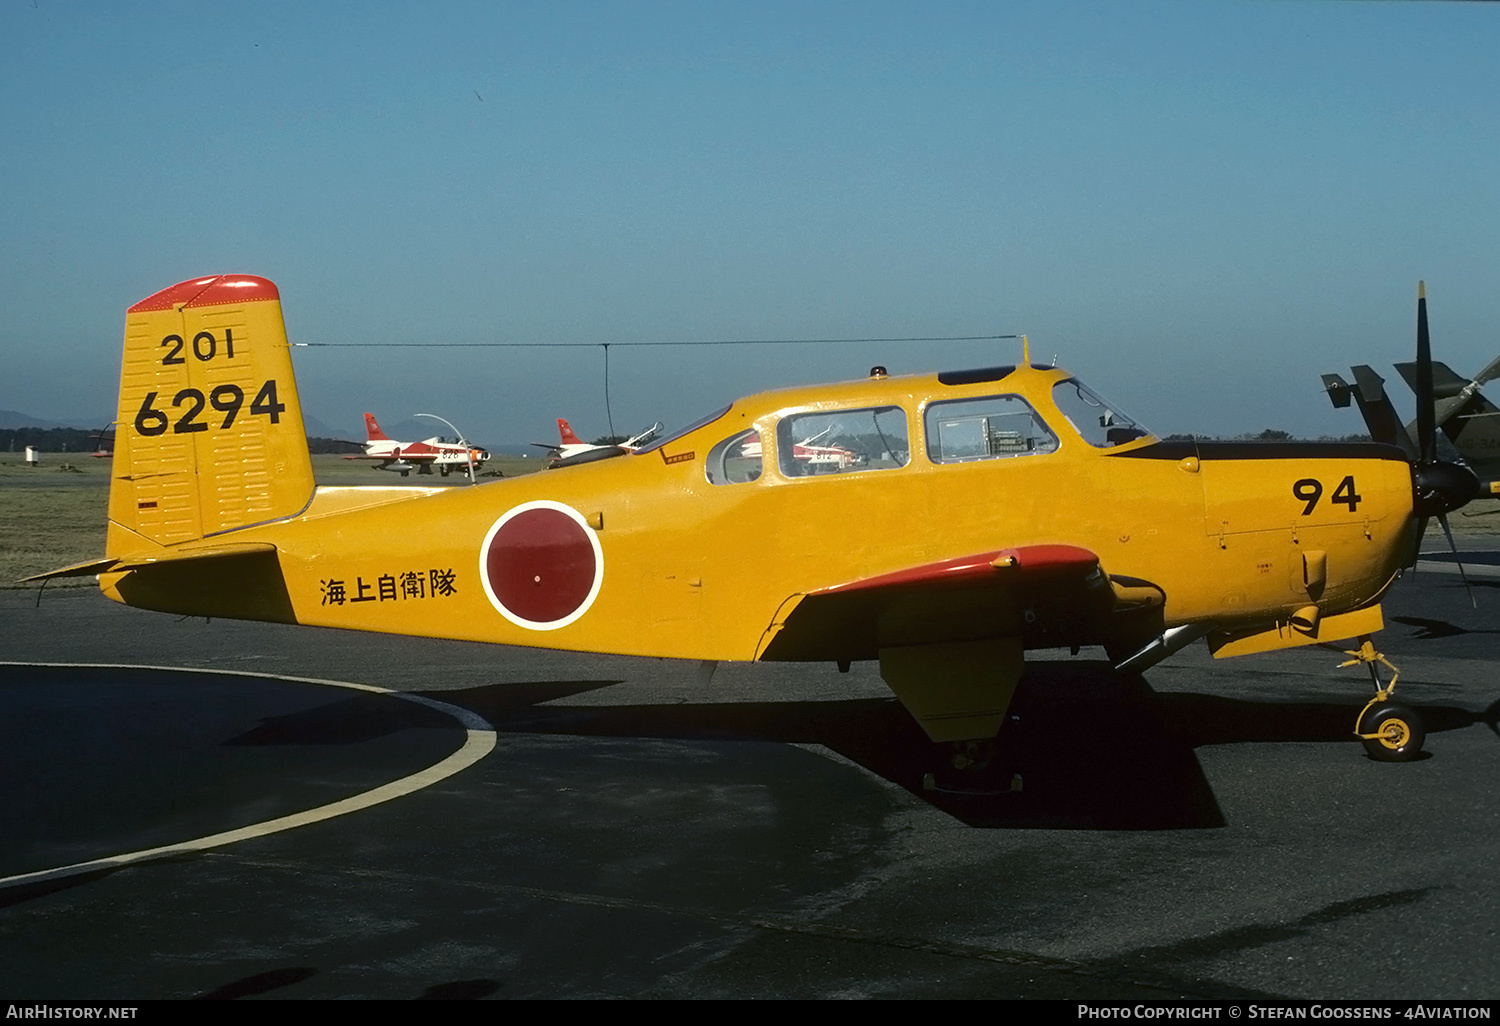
left=101, top=363, right=1414, bottom=663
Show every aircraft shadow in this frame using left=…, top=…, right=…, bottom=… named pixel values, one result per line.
left=405, top=663, right=1491, bottom=831
left=1391, top=615, right=1500, bottom=639
left=219, top=668, right=1496, bottom=830
left=220, top=681, right=617, bottom=746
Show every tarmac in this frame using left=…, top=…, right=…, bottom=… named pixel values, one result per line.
left=0, top=552, right=1497, bottom=1000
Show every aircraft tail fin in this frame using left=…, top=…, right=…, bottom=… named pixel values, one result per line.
left=1346, top=365, right=1418, bottom=458
left=557, top=418, right=584, bottom=445
left=363, top=412, right=390, bottom=441
left=1393, top=358, right=1500, bottom=452
left=108, top=275, right=315, bottom=553
left=1395, top=360, right=1470, bottom=400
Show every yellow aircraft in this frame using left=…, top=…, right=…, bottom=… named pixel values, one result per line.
left=29, top=275, right=1480, bottom=764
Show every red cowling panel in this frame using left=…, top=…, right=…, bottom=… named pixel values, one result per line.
left=128, top=274, right=280, bottom=312
left=819, top=544, right=1098, bottom=596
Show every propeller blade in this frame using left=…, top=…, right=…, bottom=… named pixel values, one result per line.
left=1436, top=513, right=1477, bottom=609
left=1416, top=281, right=1436, bottom=464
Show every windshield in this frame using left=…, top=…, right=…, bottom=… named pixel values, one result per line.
left=1051, top=379, right=1152, bottom=448
left=633, top=404, right=732, bottom=454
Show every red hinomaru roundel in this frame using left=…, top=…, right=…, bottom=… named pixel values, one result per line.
left=478, top=501, right=604, bottom=630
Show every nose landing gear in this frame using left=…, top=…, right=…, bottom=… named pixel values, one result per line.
left=1342, top=637, right=1425, bottom=761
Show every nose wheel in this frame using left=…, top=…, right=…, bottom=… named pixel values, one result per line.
left=1358, top=703, right=1425, bottom=761
left=1343, top=637, right=1426, bottom=762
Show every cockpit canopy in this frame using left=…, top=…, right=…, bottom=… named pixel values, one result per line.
left=641, top=370, right=1154, bottom=485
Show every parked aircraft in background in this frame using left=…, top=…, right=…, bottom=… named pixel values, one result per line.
left=1323, top=351, right=1500, bottom=499
left=90, top=423, right=115, bottom=458
left=532, top=418, right=663, bottom=467
left=345, top=412, right=489, bottom=477
left=734, top=425, right=863, bottom=474
left=1394, top=357, right=1500, bottom=498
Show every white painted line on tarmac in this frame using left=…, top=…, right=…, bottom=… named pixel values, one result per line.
left=0, top=662, right=496, bottom=891
left=1415, top=560, right=1500, bottom=577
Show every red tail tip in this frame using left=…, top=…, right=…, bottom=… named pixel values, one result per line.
left=129, top=274, right=279, bottom=313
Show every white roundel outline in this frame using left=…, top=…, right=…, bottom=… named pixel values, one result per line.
left=478, top=499, right=604, bottom=631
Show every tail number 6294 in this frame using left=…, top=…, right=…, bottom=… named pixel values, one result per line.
left=133, top=380, right=286, bottom=436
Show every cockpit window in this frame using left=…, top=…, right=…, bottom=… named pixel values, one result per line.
left=925, top=395, right=1058, bottom=463
left=705, top=429, right=763, bottom=484
left=633, top=404, right=732, bottom=455
left=776, top=406, right=909, bottom=477
left=1051, top=379, right=1152, bottom=447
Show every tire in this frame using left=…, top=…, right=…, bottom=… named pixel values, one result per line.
left=1360, top=703, right=1425, bottom=762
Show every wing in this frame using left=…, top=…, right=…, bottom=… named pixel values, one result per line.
left=753, top=544, right=1126, bottom=742
left=394, top=446, right=439, bottom=463
left=754, top=544, right=1112, bottom=662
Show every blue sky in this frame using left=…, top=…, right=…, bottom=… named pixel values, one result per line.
left=3, top=1, right=1496, bottom=444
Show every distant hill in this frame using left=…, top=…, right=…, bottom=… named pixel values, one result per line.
left=1, top=406, right=366, bottom=452
left=0, top=409, right=109, bottom=431
left=308, top=437, right=364, bottom=454
left=302, top=413, right=357, bottom=441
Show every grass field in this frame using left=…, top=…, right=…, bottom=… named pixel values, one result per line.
left=0, top=453, right=543, bottom=588
left=5, top=449, right=1499, bottom=590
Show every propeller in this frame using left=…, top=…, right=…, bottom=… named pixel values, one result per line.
left=1407, top=282, right=1481, bottom=605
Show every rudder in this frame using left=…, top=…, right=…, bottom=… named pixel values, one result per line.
left=109, top=275, right=315, bottom=552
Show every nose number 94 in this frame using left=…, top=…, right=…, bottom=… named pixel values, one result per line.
left=1293, top=475, right=1360, bottom=516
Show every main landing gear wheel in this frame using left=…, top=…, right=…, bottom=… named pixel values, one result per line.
left=950, top=739, right=994, bottom=772
left=1358, top=703, right=1425, bottom=762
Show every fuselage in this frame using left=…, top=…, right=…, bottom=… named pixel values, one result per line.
left=102, top=363, right=1416, bottom=663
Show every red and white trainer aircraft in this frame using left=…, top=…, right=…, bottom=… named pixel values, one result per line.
left=345, top=412, right=489, bottom=478
left=532, top=418, right=663, bottom=467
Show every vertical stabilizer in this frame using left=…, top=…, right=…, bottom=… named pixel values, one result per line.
left=558, top=418, right=584, bottom=445
left=364, top=412, right=390, bottom=441
left=109, top=275, right=314, bottom=550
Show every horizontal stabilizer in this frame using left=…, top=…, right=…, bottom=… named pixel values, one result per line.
left=21, top=541, right=278, bottom=583
left=110, top=542, right=278, bottom=572
left=21, top=557, right=123, bottom=583
left=1321, top=373, right=1353, bottom=409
